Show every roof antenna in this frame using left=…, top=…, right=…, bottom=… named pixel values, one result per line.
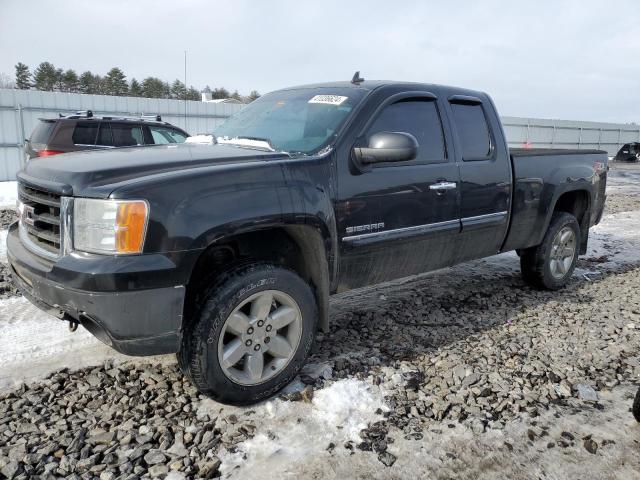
left=351, top=71, right=364, bottom=85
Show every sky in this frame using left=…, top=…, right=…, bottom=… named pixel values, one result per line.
left=0, top=0, right=638, bottom=123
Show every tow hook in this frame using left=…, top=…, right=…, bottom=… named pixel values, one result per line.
left=68, top=320, right=79, bottom=332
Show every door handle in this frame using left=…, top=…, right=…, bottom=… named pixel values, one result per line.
left=429, top=181, right=457, bottom=191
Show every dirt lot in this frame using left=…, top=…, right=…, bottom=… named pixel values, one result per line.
left=1, top=166, right=639, bottom=480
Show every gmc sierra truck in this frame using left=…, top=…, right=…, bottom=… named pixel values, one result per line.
left=7, top=79, right=608, bottom=404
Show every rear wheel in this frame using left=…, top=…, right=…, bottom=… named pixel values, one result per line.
left=178, top=264, right=317, bottom=405
left=633, top=387, right=640, bottom=422
left=520, top=212, right=580, bottom=290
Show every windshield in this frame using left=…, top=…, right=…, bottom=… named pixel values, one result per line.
left=214, top=87, right=367, bottom=155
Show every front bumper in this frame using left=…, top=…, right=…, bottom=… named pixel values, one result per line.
left=7, top=222, right=188, bottom=356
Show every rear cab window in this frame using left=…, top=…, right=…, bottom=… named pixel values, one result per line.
left=30, top=120, right=56, bottom=146
left=449, top=101, right=493, bottom=161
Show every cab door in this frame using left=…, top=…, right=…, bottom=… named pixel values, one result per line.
left=336, top=91, right=461, bottom=290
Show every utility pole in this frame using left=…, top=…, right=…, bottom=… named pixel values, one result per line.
left=184, top=50, right=187, bottom=128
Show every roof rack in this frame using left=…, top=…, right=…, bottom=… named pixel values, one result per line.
left=60, top=111, right=166, bottom=123
left=63, top=110, right=94, bottom=119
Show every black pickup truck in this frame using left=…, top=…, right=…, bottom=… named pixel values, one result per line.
left=7, top=79, right=608, bottom=404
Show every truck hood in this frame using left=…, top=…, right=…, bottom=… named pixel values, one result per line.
left=18, top=143, right=288, bottom=198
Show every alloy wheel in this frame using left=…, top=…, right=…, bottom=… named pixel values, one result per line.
left=217, top=290, right=303, bottom=385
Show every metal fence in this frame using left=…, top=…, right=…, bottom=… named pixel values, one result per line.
left=502, top=116, right=640, bottom=156
left=1, top=88, right=639, bottom=181
left=0, top=88, right=243, bottom=181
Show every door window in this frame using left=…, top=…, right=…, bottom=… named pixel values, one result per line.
left=72, top=121, right=99, bottom=145
left=96, top=123, right=113, bottom=146
left=149, top=126, right=188, bottom=144
left=449, top=102, right=493, bottom=160
left=111, top=124, right=144, bottom=146
left=366, top=99, right=447, bottom=165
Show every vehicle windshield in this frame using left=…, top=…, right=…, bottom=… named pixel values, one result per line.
left=214, top=87, right=367, bottom=155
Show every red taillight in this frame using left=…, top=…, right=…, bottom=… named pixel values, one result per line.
left=37, top=149, right=64, bottom=157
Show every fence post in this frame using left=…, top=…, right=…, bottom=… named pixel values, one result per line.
left=17, top=103, right=26, bottom=169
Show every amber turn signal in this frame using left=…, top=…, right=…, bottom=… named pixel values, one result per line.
left=115, top=201, right=148, bottom=254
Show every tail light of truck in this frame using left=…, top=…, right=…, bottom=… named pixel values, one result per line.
left=37, top=149, right=65, bottom=157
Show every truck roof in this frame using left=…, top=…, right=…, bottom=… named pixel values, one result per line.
left=277, top=80, right=487, bottom=98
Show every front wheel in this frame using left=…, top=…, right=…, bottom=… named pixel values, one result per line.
left=178, top=264, right=317, bottom=405
left=520, top=212, right=580, bottom=290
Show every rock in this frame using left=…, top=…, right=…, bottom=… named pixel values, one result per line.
left=378, top=451, right=397, bottom=467
left=1, top=461, right=19, bottom=479
left=300, top=362, right=333, bottom=380
left=300, top=385, right=314, bottom=403
left=560, top=431, right=575, bottom=441
left=144, top=449, right=167, bottom=465
left=87, top=431, right=116, bottom=445
left=584, top=438, right=598, bottom=454
left=166, top=472, right=187, bottom=480
left=148, top=464, right=169, bottom=477
left=197, top=458, right=221, bottom=478
left=553, top=383, right=571, bottom=397
left=167, top=442, right=189, bottom=457
left=461, top=373, right=481, bottom=388
left=576, top=384, right=598, bottom=402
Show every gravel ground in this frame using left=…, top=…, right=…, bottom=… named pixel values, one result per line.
left=1, top=170, right=640, bottom=479
left=0, top=210, right=17, bottom=230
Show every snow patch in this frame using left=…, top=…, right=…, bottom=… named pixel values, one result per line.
left=216, top=379, right=387, bottom=478
left=0, top=181, right=17, bottom=208
left=0, top=297, right=121, bottom=391
left=185, top=134, right=215, bottom=144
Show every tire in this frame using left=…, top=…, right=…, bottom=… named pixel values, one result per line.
left=178, top=263, right=317, bottom=405
left=520, top=212, right=580, bottom=290
left=633, top=387, right=640, bottom=423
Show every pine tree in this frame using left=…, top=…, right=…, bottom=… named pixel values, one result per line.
left=186, top=86, right=200, bottom=101
left=33, top=62, right=57, bottom=91
left=62, top=69, right=79, bottom=92
left=230, top=90, right=242, bottom=101
left=212, top=87, right=229, bottom=99
left=54, top=68, right=64, bottom=91
left=171, top=79, right=187, bottom=99
left=79, top=71, right=94, bottom=94
left=129, top=78, right=142, bottom=96
left=141, top=77, right=167, bottom=98
left=248, top=90, right=261, bottom=102
left=104, top=67, right=128, bottom=96
left=15, top=63, right=31, bottom=89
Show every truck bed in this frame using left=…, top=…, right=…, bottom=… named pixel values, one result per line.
left=502, top=148, right=608, bottom=253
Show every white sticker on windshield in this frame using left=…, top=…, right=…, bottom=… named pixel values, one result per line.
left=308, top=95, right=348, bottom=105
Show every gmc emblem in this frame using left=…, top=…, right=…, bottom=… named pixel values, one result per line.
left=22, top=205, right=35, bottom=227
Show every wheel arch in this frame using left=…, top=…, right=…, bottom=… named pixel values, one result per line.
left=185, top=223, right=331, bottom=332
left=548, top=188, right=592, bottom=254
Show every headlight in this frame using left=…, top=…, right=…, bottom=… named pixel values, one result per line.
left=73, top=199, right=149, bottom=254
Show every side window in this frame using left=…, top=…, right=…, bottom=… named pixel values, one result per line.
left=96, top=123, right=113, bottom=146
left=148, top=126, right=188, bottom=144
left=449, top=102, right=492, bottom=160
left=366, top=99, right=446, bottom=164
left=71, top=121, right=99, bottom=145
left=111, top=124, right=144, bottom=147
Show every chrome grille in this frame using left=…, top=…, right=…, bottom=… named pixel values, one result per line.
left=18, top=183, right=62, bottom=256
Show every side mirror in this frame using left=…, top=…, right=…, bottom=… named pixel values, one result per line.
left=354, top=131, right=418, bottom=164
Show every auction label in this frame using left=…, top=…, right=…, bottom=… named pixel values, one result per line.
left=308, top=95, right=348, bottom=105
